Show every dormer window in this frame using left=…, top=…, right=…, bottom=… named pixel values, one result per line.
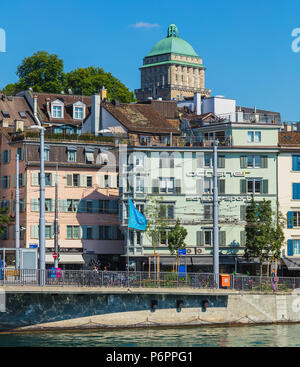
left=73, top=101, right=86, bottom=120
left=51, top=99, right=64, bottom=119
left=75, top=107, right=83, bottom=119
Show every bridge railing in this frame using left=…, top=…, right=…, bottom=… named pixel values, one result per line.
left=0, top=269, right=299, bottom=292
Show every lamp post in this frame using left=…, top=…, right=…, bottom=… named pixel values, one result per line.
left=213, top=133, right=219, bottom=288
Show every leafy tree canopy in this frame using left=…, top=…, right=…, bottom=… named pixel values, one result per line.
left=1, top=51, right=136, bottom=102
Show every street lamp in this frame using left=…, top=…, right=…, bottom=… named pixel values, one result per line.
left=29, top=125, right=45, bottom=286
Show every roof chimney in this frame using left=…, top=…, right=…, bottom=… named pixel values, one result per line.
left=101, top=87, right=107, bottom=102
left=34, top=95, right=38, bottom=119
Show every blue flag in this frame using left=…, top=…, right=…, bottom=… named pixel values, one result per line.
left=128, top=198, right=147, bottom=231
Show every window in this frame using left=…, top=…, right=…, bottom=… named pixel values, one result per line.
left=140, top=136, right=152, bottom=145
left=136, top=176, right=144, bottom=193
left=45, top=225, right=52, bottom=239
left=52, top=105, right=62, bottom=118
left=204, top=153, right=212, bottom=167
left=293, top=212, right=300, bottom=227
left=247, top=155, right=262, bottom=168
left=159, top=177, right=175, bottom=193
left=86, top=200, right=93, bottom=213
left=16, top=147, right=24, bottom=160
left=74, top=107, right=83, bottom=120
left=204, top=205, right=213, bottom=220
left=66, top=199, right=79, bottom=212
left=247, top=179, right=262, bottom=194
left=104, top=175, right=110, bottom=188
left=45, top=199, right=52, bottom=212
left=204, top=230, right=212, bottom=246
left=255, top=132, right=261, bottom=143
left=67, top=150, right=76, bottom=162
left=45, top=173, right=52, bottom=186
left=1, top=176, right=10, bottom=189
left=160, top=204, right=175, bottom=219
left=73, top=174, right=80, bottom=187
left=2, top=150, right=10, bottom=164
left=204, top=177, right=212, bottom=193
left=44, top=148, right=50, bottom=162
left=160, top=230, right=170, bottom=245
left=67, top=225, right=80, bottom=239
left=87, top=176, right=93, bottom=187
left=86, top=227, right=93, bottom=239
left=292, top=156, right=300, bottom=171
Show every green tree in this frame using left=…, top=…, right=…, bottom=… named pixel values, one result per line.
left=144, top=196, right=167, bottom=273
left=167, top=219, right=188, bottom=272
left=0, top=207, right=10, bottom=237
left=64, top=67, right=135, bottom=102
left=244, top=197, right=284, bottom=276
left=16, top=51, right=65, bottom=93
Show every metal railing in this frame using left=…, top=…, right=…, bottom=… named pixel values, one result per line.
left=0, top=269, right=300, bottom=292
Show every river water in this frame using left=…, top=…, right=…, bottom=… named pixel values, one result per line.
left=0, top=324, right=299, bottom=347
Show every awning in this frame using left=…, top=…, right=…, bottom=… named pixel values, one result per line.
left=85, top=147, right=95, bottom=153
left=46, top=254, right=85, bottom=264
left=157, top=256, right=236, bottom=266
left=67, top=146, right=77, bottom=151
left=237, top=257, right=269, bottom=265
left=282, top=258, right=300, bottom=270
left=99, top=153, right=108, bottom=164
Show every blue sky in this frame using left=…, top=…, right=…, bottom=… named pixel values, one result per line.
left=0, top=0, right=300, bottom=121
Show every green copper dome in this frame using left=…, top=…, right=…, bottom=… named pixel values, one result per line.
left=146, top=24, right=199, bottom=58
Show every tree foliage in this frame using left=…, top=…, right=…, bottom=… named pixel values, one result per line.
left=168, top=219, right=188, bottom=271
left=1, top=51, right=136, bottom=102
left=244, top=196, right=285, bottom=276
left=0, top=208, right=10, bottom=237
left=64, top=67, right=135, bottom=102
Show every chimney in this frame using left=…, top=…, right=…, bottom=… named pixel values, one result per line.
left=101, top=87, right=107, bottom=101
left=33, top=95, right=38, bottom=119
left=193, top=93, right=202, bottom=115
left=91, top=94, right=101, bottom=135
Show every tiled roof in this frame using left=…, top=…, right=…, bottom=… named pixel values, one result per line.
left=279, top=132, right=300, bottom=146
left=0, top=94, right=36, bottom=127
left=103, top=102, right=180, bottom=134
left=34, top=92, right=92, bottom=126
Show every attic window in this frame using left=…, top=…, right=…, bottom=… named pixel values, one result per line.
left=19, top=111, right=27, bottom=118
left=52, top=106, right=63, bottom=118
left=1, top=111, right=10, bottom=118
left=74, top=107, right=83, bottom=119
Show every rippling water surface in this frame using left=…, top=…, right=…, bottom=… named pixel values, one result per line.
left=0, top=324, right=300, bottom=347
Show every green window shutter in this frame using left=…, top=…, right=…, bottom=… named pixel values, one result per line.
left=78, top=200, right=87, bottom=213
left=240, top=205, right=247, bottom=221
left=175, top=179, right=181, bottom=194
left=197, top=231, right=204, bottom=246
left=262, top=180, right=269, bottom=194
left=240, top=231, right=246, bottom=246
left=261, top=156, right=268, bottom=169
left=218, top=179, right=225, bottom=194
left=240, top=156, right=247, bottom=169
left=219, top=231, right=226, bottom=246
left=66, top=174, right=73, bottom=186
left=240, top=179, right=247, bottom=194
left=66, top=225, right=73, bottom=239
left=218, top=155, right=225, bottom=169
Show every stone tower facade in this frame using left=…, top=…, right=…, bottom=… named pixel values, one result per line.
left=135, top=24, right=211, bottom=101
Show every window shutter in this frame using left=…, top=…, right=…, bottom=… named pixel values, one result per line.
left=219, top=231, right=226, bottom=246
left=66, top=174, right=73, bottom=187
left=31, top=225, right=39, bottom=239
left=261, top=156, right=268, bottom=169
left=160, top=205, right=166, bottom=218
left=240, top=156, right=247, bottom=169
left=292, top=156, right=300, bottom=171
left=92, top=200, right=98, bottom=213
left=80, top=175, right=87, bottom=187
left=287, top=211, right=294, bottom=229
left=81, top=226, right=87, bottom=240
left=7, top=176, right=10, bottom=189
left=197, top=231, right=204, bottom=246
left=31, top=172, right=39, bottom=186
left=50, top=199, right=55, bottom=212
left=287, top=239, right=294, bottom=256
left=31, top=198, right=39, bottom=212
left=168, top=205, right=174, bottom=219
left=218, top=155, right=225, bottom=169
left=78, top=200, right=87, bottom=213
left=98, top=174, right=105, bottom=188
left=218, top=179, right=225, bottom=194
left=152, top=179, right=159, bottom=193
left=196, top=152, right=204, bottom=169
left=92, top=226, right=99, bottom=240
left=262, top=180, right=268, bottom=194
left=175, top=179, right=181, bottom=194
left=293, top=183, right=300, bottom=200
left=110, top=174, right=117, bottom=188
left=12, top=175, right=16, bottom=188
left=240, top=231, right=246, bottom=246
left=196, top=179, right=204, bottom=195
left=240, top=179, right=247, bottom=194
left=240, top=205, right=247, bottom=221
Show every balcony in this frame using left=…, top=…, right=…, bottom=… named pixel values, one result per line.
left=217, top=112, right=281, bottom=125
